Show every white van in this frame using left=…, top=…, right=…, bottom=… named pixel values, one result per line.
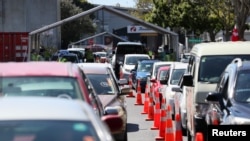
left=182, top=41, right=250, bottom=141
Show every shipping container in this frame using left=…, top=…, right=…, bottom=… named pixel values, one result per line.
left=0, top=32, right=29, bottom=62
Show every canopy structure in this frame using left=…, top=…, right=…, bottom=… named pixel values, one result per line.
left=28, top=5, right=178, bottom=61
left=68, top=31, right=129, bottom=47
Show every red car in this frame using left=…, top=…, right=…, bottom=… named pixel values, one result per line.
left=150, top=65, right=170, bottom=106
left=0, top=61, right=104, bottom=117
left=78, top=63, right=131, bottom=141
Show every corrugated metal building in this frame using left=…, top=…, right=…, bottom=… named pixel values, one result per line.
left=0, top=0, right=60, bottom=62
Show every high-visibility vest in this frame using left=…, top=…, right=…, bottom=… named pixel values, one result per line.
left=31, top=54, right=37, bottom=61
left=58, top=58, right=67, bottom=62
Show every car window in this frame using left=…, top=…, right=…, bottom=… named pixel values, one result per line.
left=138, top=62, right=153, bottom=72
left=0, top=120, right=100, bottom=141
left=125, top=56, right=149, bottom=65
left=154, top=64, right=168, bottom=79
left=86, top=74, right=118, bottom=95
left=159, top=70, right=168, bottom=80
left=234, top=71, right=250, bottom=102
left=1, top=77, right=83, bottom=99
left=198, top=55, right=250, bottom=83
left=170, top=69, right=186, bottom=85
left=116, top=44, right=147, bottom=54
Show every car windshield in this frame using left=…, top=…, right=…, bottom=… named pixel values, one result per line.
left=234, top=70, right=250, bottom=103
left=0, top=120, right=100, bottom=141
left=116, top=45, right=146, bottom=54
left=159, top=70, right=169, bottom=80
left=125, top=56, right=149, bottom=65
left=154, top=64, right=170, bottom=79
left=0, top=77, right=83, bottom=99
left=138, top=62, right=154, bottom=72
left=86, top=74, right=118, bottom=95
left=170, top=69, right=186, bottom=85
left=198, top=55, right=250, bottom=83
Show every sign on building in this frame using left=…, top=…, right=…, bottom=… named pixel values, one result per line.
left=127, top=26, right=156, bottom=34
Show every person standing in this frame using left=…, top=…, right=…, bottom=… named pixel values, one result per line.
left=85, top=49, right=94, bottom=62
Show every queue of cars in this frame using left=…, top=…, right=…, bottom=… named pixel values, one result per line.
left=78, top=63, right=130, bottom=141
left=0, top=61, right=126, bottom=141
left=120, top=54, right=150, bottom=83
left=3, top=40, right=250, bottom=141
left=0, top=97, right=121, bottom=141
left=172, top=41, right=250, bottom=141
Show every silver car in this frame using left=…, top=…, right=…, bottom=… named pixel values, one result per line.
left=0, top=97, right=122, bottom=141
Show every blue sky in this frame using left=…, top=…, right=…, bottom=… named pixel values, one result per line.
left=87, top=0, right=136, bottom=8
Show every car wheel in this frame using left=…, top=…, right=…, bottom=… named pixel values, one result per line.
left=182, top=123, right=187, bottom=136
left=116, top=130, right=127, bottom=141
left=187, top=129, right=192, bottom=141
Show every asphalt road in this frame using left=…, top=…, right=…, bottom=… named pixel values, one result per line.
left=126, top=90, right=187, bottom=141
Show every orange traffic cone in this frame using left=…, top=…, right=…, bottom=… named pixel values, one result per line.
left=175, top=114, right=183, bottom=141
left=151, top=90, right=161, bottom=130
left=126, top=74, right=135, bottom=98
left=141, top=91, right=149, bottom=114
left=165, top=105, right=174, bottom=141
left=135, top=79, right=143, bottom=105
left=146, top=91, right=154, bottom=121
left=155, top=108, right=166, bottom=140
left=195, top=132, right=204, bottom=141
left=141, top=78, right=150, bottom=114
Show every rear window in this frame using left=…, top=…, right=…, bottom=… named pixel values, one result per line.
left=116, top=44, right=147, bottom=54
left=1, top=77, right=83, bottom=99
left=0, top=120, right=100, bottom=141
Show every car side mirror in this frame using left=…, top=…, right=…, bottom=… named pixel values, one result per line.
left=160, top=79, right=168, bottom=85
left=182, top=74, right=193, bottom=86
left=150, top=78, right=156, bottom=83
left=205, top=92, right=222, bottom=102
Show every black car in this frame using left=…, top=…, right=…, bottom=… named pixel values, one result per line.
left=51, top=50, right=80, bottom=63
left=205, top=58, right=250, bottom=126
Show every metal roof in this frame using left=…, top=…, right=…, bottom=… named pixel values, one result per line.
left=0, top=97, right=90, bottom=121
left=28, top=5, right=178, bottom=61
left=191, top=41, right=250, bottom=56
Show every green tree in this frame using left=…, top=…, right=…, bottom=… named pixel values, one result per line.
left=61, top=0, right=95, bottom=49
left=130, top=0, right=153, bottom=20
left=147, top=0, right=222, bottom=41
left=195, top=0, right=235, bottom=41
